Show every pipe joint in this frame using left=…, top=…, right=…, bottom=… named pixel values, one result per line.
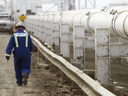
left=111, top=12, right=128, bottom=39
left=101, top=6, right=107, bottom=11
left=110, top=9, right=118, bottom=15
left=86, top=12, right=91, bottom=15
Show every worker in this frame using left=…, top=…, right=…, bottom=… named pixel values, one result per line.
left=5, top=22, right=34, bottom=86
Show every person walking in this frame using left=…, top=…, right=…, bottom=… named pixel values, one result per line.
left=5, top=22, right=34, bottom=86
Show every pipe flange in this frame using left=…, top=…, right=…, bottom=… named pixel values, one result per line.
left=111, top=13, right=128, bottom=39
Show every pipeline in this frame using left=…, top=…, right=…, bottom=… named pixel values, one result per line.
left=30, top=33, right=116, bottom=96
left=24, top=6, right=128, bottom=95
left=26, top=6, right=128, bottom=39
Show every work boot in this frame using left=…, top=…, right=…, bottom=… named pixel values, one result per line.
left=23, top=73, right=28, bottom=85
left=18, top=84, right=22, bottom=86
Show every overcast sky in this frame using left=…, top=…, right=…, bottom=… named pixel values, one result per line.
left=76, top=0, right=113, bottom=9
left=42, top=0, right=113, bottom=11
left=0, top=0, right=127, bottom=11
left=96, top=0, right=113, bottom=8
left=0, top=0, right=113, bottom=8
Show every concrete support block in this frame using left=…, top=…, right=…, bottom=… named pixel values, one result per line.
left=113, top=82, right=119, bottom=86
left=101, top=84, right=125, bottom=96
left=49, top=63, right=56, bottom=73
left=115, top=86, right=125, bottom=96
left=101, top=84, right=115, bottom=94
left=36, top=63, right=50, bottom=70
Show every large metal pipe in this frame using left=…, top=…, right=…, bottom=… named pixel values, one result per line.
left=82, top=12, right=113, bottom=33
left=60, top=9, right=101, bottom=29
left=27, top=6, right=128, bottom=39
left=114, top=11, right=128, bottom=39
left=58, top=6, right=128, bottom=39
left=84, top=6, right=128, bottom=39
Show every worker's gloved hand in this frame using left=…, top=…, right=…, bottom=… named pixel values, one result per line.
left=6, top=56, right=10, bottom=61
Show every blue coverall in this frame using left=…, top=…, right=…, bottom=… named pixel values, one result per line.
left=5, top=29, right=33, bottom=85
